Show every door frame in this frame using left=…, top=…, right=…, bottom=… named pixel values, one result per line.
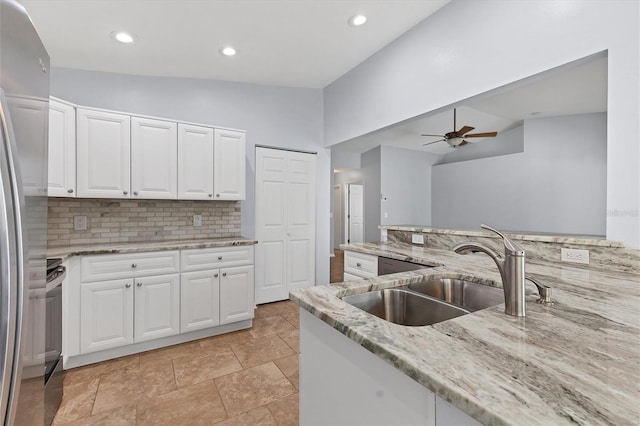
left=344, top=183, right=364, bottom=244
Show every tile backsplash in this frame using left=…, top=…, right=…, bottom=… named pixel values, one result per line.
left=48, top=198, right=241, bottom=247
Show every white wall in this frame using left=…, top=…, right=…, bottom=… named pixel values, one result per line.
left=380, top=146, right=440, bottom=226
left=323, top=0, right=639, bottom=248
left=361, top=147, right=381, bottom=242
left=432, top=113, right=607, bottom=235
left=50, top=67, right=331, bottom=285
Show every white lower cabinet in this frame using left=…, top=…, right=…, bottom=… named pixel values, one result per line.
left=220, top=265, right=254, bottom=324
left=180, top=270, right=221, bottom=333
left=134, top=274, right=180, bottom=342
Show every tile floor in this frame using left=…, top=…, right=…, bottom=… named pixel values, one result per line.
left=54, top=300, right=300, bottom=425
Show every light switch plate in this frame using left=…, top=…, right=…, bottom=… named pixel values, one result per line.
left=73, top=215, right=87, bottom=231
left=411, top=234, right=425, bottom=245
left=561, top=248, right=589, bottom=264
left=193, top=215, right=202, bottom=227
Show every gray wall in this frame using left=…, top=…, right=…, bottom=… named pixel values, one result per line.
left=322, top=0, right=639, bottom=248
left=50, top=67, right=331, bottom=284
left=380, top=146, right=440, bottom=227
left=331, top=168, right=364, bottom=249
left=361, top=147, right=381, bottom=242
left=432, top=113, right=607, bottom=235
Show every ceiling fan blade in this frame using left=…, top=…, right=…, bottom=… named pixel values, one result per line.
left=421, top=134, right=446, bottom=137
left=464, top=132, right=498, bottom=138
left=422, top=139, right=446, bottom=146
left=458, top=140, right=468, bottom=146
left=457, top=126, right=475, bottom=136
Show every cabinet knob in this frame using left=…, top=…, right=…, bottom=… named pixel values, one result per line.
left=123, top=190, right=128, bottom=195
left=216, top=194, right=220, bottom=198
left=137, top=282, right=142, bottom=287
left=131, top=263, right=137, bottom=268
left=218, top=256, right=222, bottom=260
left=222, top=272, right=227, bottom=277
left=125, top=283, right=131, bottom=288
left=356, top=262, right=362, bottom=267
left=208, top=194, right=213, bottom=198
left=133, top=191, right=139, bottom=196
left=67, top=188, right=74, bottom=194
left=214, top=273, right=219, bottom=278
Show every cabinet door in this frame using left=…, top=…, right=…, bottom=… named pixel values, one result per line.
left=76, top=108, right=131, bottom=198
left=48, top=99, right=76, bottom=197
left=220, top=265, right=254, bottom=325
left=178, top=124, right=214, bottom=200
left=180, top=270, right=220, bottom=333
left=213, top=129, right=246, bottom=200
left=134, top=274, right=180, bottom=342
left=131, top=117, right=178, bottom=199
left=80, top=279, right=134, bottom=353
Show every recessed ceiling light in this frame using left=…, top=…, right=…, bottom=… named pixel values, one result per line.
left=349, top=14, right=367, bottom=26
left=221, top=46, right=237, bottom=56
left=112, top=31, right=134, bottom=43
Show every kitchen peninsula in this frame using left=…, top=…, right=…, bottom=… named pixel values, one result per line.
left=291, top=236, right=640, bottom=425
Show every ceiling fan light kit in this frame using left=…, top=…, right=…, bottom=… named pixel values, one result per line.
left=421, top=108, right=498, bottom=149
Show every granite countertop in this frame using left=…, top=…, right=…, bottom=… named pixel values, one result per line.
left=290, top=242, right=640, bottom=425
left=47, top=237, right=258, bottom=260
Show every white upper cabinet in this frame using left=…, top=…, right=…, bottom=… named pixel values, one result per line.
left=131, top=117, right=178, bottom=199
left=48, top=98, right=76, bottom=197
left=76, top=108, right=131, bottom=198
left=178, top=123, right=214, bottom=200
left=213, top=129, right=246, bottom=200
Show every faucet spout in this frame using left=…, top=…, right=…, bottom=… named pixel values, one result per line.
left=453, top=224, right=527, bottom=317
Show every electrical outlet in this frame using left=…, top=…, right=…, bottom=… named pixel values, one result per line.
left=193, top=214, right=202, bottom=227
left=561, top=248, right=589, bottom=265
left=73, top=215, right=87, bottom=231
left=411, top=234, right=425, bottom=245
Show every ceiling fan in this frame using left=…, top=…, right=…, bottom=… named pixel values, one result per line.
left=421, top=108, right=498, bottom=148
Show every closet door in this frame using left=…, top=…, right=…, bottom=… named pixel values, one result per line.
left=255, top=147, right=316, bottom=304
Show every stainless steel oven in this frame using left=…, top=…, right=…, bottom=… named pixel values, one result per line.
left=44, top=258, right=65, bottom=426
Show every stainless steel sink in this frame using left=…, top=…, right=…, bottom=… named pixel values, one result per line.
left=342, top=288, right=469, bottom=326
left=407, top=278, right=503, bottom=312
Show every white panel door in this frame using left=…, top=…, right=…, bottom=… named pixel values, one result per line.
left=134, top=273, right=180, bottom=342
left=255, top=147, right=316, bottom=304
left=76, top=108, right=131, bottom=198
left=220, top=265, right=254, bottom=324
left=348, top=184, right=364, bottom=243
left=131, top=117, right=178, bottom=199
left=287, top=152, right=316, bottom=291
left=255, top=148, right=288, bottom=303
left=48, top=99, right=76, bottom=197
left=80, top=279, right=134, bottom=354
left=180, top=270, right=220, bottom=333
left=213, top=129, right=246, bottom=200
left=178, top=123, right=214, bottom=200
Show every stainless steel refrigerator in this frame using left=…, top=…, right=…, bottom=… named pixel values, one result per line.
left=0, top=0, right=50, bottom=424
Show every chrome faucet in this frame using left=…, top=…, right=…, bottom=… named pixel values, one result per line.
left=453, top=224, right=527, bottom=317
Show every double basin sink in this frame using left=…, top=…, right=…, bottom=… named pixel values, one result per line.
left=342, top=277, right=503, bottom=327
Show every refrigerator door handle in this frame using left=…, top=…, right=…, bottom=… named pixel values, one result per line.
left=0, top=88, right=27, bottom=424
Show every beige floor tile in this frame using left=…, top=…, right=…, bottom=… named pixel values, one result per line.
left=60, top=404, right=136, bottom=426
left=137, top=380, right=227, bottom=425
left=274, top=354, right=299, bottom=379
left=215, top=362, right=295, bottom=417
left=53, top=378, right=100, bottom=425
left=63, top=354, right=139, bottom=386
left=138, top=341, right=203, bottom=366
left=254, top=302, right=296, bottom=320
left=199, top=329, right=253, bottom=351
left=249, top=316, right=296, bottom=338
left=288, top=371, right=299, bottom=391
left=267, top=393, right=299, bottom=426
left=231, top=335, right=294, bottom=369
left=278, top=328, right=300, bottom=353
left=281, top=310, right=299, bottom=328
left=92, top=359, right=176, bottom=414
left=214, top=406, right=277, bottom=426
left=173, top=348, right=243, bottom=387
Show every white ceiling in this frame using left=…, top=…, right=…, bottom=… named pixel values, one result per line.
left=334, top=55, right=607, bottom=155
left=20, top=0, right=450, bottom=88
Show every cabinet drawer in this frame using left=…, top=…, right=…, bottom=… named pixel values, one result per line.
left=181, top=246, right=254, bottom=271
left=81, top=251, right=180, bottom=282
left=343, top=272, right=364, bottom=282
left=344, top=251, right=378, bottom=278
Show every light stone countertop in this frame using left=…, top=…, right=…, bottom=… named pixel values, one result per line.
left=290, top=241, right=640, bottom=425
left=47, top=237, right=258, bottom=261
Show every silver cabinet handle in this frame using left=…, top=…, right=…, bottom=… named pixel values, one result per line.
left=214, top=273, right=219, bottom=278
left=216, top=194, right=220, bottom=198
left=356, top=262, right=362, bottom=267
left=67, top=188, right=74, bottom=193
left=218, top=256, right=222, bottom=260
left=222, top=272, right=227, bottom=277
left=137, top=282, right=142, bottom=287
left=123, top=190, right=128, bottom=195
left=131, top=263, right=137, bottom=268
left=125, top=283, right=131, bottom=288
left=208, top=194, right=213, bottom=198
left=133, top=191, right=138, bottom=196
